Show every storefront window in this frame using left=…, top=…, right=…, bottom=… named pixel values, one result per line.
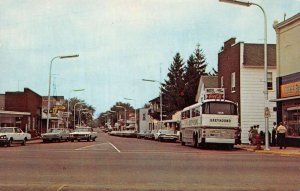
left=287, top=107, right=300, bottom=136
left=284, top=106, right=300, bottom=137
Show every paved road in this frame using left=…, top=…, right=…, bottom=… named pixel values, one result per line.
left=0, top=131, right=299, bottom=191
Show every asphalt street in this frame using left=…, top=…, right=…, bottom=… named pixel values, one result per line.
left=0, top=130, right=299, bottom=191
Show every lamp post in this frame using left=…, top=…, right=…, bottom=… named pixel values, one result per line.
left=46, top=54, right=79, bottom=132
left=142, top=79, right=163, bottom=126
left=219, top=0, right=269, bottom=150
left=124, top=97, right=137, bottom=132
left=116, top=105, right=127, bottom=130
left=73, top=102, right=83, bottom=129
left=67, top=89, right=85, bottom=128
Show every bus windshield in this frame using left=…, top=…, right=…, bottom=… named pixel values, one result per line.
left=202, top=102, right=237, bottom=115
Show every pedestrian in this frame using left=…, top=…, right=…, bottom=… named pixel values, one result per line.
left=248, top=126, right=254, bottom=144
left=271, top=122, right=277, bottom=146
left=251, top=125, right=258, bottom=145
left=276, top=122, right=287, bottom=149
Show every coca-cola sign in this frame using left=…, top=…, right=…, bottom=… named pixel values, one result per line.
left=206, top=94, right=224, bottom=100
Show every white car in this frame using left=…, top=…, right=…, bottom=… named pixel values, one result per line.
left=155, top=129, right=178, bottom=142
left=69, top=127, right=97, bottom=142
left=41, top=128, right=70, bottom=143
left=0, top=127, right=31, bottom=146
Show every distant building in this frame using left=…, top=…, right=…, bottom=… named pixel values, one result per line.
left=272, top=13, right=300, bottom=143
left=218, top=38, right=277, bottom=143
left=41, top=96, right=66, bottom=132
left=195, top=76, right=218, bottom=103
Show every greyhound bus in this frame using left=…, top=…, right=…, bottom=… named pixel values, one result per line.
left=180, top=88, right=240, bottom=149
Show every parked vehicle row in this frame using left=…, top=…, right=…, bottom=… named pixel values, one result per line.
left=0, top=126, right=98, bottom=147
left=109, top=128, right=179, bottom=143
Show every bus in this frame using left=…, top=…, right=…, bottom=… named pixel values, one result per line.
left=180, top=89, right=240, bottom=149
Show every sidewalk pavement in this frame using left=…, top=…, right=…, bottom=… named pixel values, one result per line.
left=236, top=144, right=300, bottom=157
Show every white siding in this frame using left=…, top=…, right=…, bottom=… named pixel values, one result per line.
left=139, top=108, right=150, bottom=132
left=240, top=44, right=277, bottom=143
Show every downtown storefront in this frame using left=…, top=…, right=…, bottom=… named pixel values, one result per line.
left=272, top=72, right=300, bottom=146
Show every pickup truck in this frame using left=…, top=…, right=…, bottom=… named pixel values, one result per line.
left=69, top=127, right=97, bottom=142
left=0, top=127, right=31, bottom=146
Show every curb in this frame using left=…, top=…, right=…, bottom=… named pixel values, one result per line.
left=236, top=145, right=300, bottom=157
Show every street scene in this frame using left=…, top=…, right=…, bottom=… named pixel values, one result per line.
left=0, top=131, right=300, bottom=191
left=1, top=0, right=300, bottom=191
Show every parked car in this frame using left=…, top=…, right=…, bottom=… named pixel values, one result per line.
left=137, top=131, right=147, bottom=139
left=69, top=127, right=97, bottom=142
left=144, top=130, right=156, bottom=140
left=41, top=128, right=70, bottom=143
left=155, top=129, right=178, bottom=142
left=0, top=127, right=31, bottom=146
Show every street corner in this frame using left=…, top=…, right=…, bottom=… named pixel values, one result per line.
left=234, top=144, right=300, bottom=157
left=254, top=147, right=300, bottom=157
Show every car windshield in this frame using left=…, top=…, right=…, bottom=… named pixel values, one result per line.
left=75, top=128, right=90, bottom=132
left=0, top=128, right=13, bottom=133
left=48, top=129, right=63, bottom=133
left=159, top=130, right=173, bottom=134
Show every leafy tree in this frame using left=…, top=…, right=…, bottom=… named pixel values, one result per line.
left=183, top=44, right=208, bottom=107
left=97, top=102, right=134, bottom=127
left=63, top=97, right=95, bottom=128
left=161, top=52, right=186, bottom=118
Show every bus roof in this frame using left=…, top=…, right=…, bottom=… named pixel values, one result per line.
left=181, top=100, right=237, bottom=112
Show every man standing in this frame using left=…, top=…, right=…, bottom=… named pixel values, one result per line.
left=276, top=122, right=287, bottom=149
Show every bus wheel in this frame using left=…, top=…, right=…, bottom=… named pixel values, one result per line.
left=193, top=134, right=198, bottom=148
left=181, top=141, right=185, bottom=146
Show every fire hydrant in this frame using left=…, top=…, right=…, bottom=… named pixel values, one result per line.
left=255, top=134, right=262, bottom=150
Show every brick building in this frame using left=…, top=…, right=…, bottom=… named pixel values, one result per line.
left=218, top=38, right=277, bottom=143
left=5, top=88, right=42, bottom=135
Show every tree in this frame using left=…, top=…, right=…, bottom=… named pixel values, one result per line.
left=63, top=97, right=95, bottom=129
left=161, top=52, right=186, bottom=118
left=208, top=67, right=218, bottom=76
left=183, top=44, right=208, bottom=107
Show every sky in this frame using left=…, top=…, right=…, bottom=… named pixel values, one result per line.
left=0, top=0, right=299, bottom=116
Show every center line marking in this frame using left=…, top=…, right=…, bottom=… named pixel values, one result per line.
left=108, top=142, right=121, bottom=153
left=75, top=143, right=108, bottom=150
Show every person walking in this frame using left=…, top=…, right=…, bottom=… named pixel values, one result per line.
left=276, top=122, right=287, bottom=149
left=271, top=122, right=277, bottom=146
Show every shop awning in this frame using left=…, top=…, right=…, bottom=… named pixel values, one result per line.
left=0, top=110, right=31, bottom=116
left=287, top=106, right=300, bottom=111
left=270, top=96, right=300, bottom=102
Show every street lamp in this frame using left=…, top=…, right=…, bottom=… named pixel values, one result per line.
left=67, top=89, right=85, bottom=128
left=142, top=79, right=163, bottom=125
left=73, top=101, right=84, bottom=129
left=219, top=0, right=269, bottom=150
left=115, top=105, right=127, bottom=130
left=124, top=97, right=137, bottom=132
left=46, top=54, right=79, bottom=132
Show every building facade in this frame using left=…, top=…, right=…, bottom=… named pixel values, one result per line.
left=4, top=88, right=42, bottom=136
left=218, top=38, right=277, bottom=143
left=272, top=13, right=300, bottom=143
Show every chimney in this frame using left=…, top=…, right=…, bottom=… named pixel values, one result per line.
left=224, top=38, right=236, bottom=50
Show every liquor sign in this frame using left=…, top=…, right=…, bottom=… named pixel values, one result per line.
left=281, top=81, right=300, bottom=98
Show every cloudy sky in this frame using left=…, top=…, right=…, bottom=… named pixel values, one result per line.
left=0, top=0, right=299, bottom=116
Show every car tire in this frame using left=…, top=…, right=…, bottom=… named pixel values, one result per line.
left=7, top=139, right=12, bottom=147
left=22, top=138, right=27, bottom=146
left=87, top=136, right=91, bottom=142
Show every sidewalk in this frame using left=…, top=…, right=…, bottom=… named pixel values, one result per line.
left=236, top=144, right=300, bottom=157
